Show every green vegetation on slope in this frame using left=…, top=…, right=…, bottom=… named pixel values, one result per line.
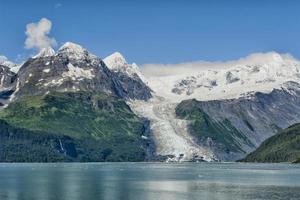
left=241, top=123, right=300, bottom=163
left=176, top=99, right=254, bottom=154
left=0, top=91, right=147, bottom=162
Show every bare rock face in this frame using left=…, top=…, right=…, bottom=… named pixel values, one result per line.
left=0, top=65, right=17, bottom=106
left=0, top=65, right=17, bottom=89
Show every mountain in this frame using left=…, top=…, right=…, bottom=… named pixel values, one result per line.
left=146, top=52, right=300, bottom=102
left=104, top=52, right=152, bottom=100
left=13, top=43, right=152, bottom=101
left=2, top=45, right=300, bottom=162
left=104, top=52, right=147, bottom=82
left=0, top=55, right=20, bottom=73
left=0, top=43, right=155, bottom=162
left=175, top=82, right=300, bottom=161
left=240, top=123, right=300, bottom=163
left=15, top=42, right=116, bottom=98
left=0, top=64, right=17, bottom=106
left=0, top=65, right=17, bottom=89
left=0, top=55, right=17, bottom=69
left=129, top=52, right=300, bottom=161
left=32, top=47, right=55, bottom=58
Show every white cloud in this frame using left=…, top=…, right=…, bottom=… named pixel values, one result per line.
left=141, top=52, right=296, bottom=77
left=24, top=18, right=57, bottom=50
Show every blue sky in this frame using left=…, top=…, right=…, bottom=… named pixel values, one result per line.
left=1, top=0, right=300, bottom=64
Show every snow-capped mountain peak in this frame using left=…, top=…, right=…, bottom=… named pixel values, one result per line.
left=33, top=47, right=55, bottom=58
left=59, top=42, right=85, bottom=52
left=0, top=55, right=16, bottom=68
left=58, top=42, right=90, bottom=60
left=103, top=52, right=127, bottom=69
left=104, top=52, right=145, bottom=79
left=0, top=55, right=21, bottom=73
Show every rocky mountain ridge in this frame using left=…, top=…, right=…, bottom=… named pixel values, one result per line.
left=0, top=42, right=152, bottom=107
left=146, top=52, right=300, bottom=102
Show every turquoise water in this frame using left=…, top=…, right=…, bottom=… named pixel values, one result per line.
left=0, top=163, right=299, bottom=200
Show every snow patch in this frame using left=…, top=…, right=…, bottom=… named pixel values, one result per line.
left=43, top=68, right=50, bottom=73
left=62, top=63, right=94, bottom=79
left=0, top=76, right=5, bottom=87
left=33, top=47, right=55, bottom=58
left=43, top=79, right=64, bottom=87
left=58, top=42, right=92, bottom=60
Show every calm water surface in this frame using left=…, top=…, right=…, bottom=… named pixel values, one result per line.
left=0, top=162, right=299, bottom=200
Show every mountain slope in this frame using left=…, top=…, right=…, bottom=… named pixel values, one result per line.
left=0, top=91, right=151, bottom=162
left=176, top=99, right=254, bottom=161
left=0, top=43, right=156, bottom=162
left=104, top=52, right=152, bottom=100
left=174, top=82, right=300, bottom=161
left=0, top=65, right=17, bottom=89
left=241, top=123, right=300, bottom=163
left=0, top=119, right=145, bottom=162
left=0, top=65, right=17, bottom=106
left=0, top=91, right=145, bottom=138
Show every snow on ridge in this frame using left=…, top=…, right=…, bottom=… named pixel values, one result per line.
left=62, top=63, right=94, bottom=79
left=142, top=52, right=300, bottom=102
left=0, top=56, right=15, bottom=68
left=0, top=55, right=20, bottom=73
left=59, top=42, right=86, bottom=53
left=58, top=42, right=91, bottom=60
left=104, top=52, right=148, bottom=83
left=33, top=47, right=55, bottom=58
left=103, top=52, right=127, bottom=70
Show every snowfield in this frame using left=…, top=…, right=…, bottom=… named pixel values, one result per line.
left=143, top=52, right=300, bottom=102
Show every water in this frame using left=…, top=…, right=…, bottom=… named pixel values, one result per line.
left=0, top=163, right=299, bottom=200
